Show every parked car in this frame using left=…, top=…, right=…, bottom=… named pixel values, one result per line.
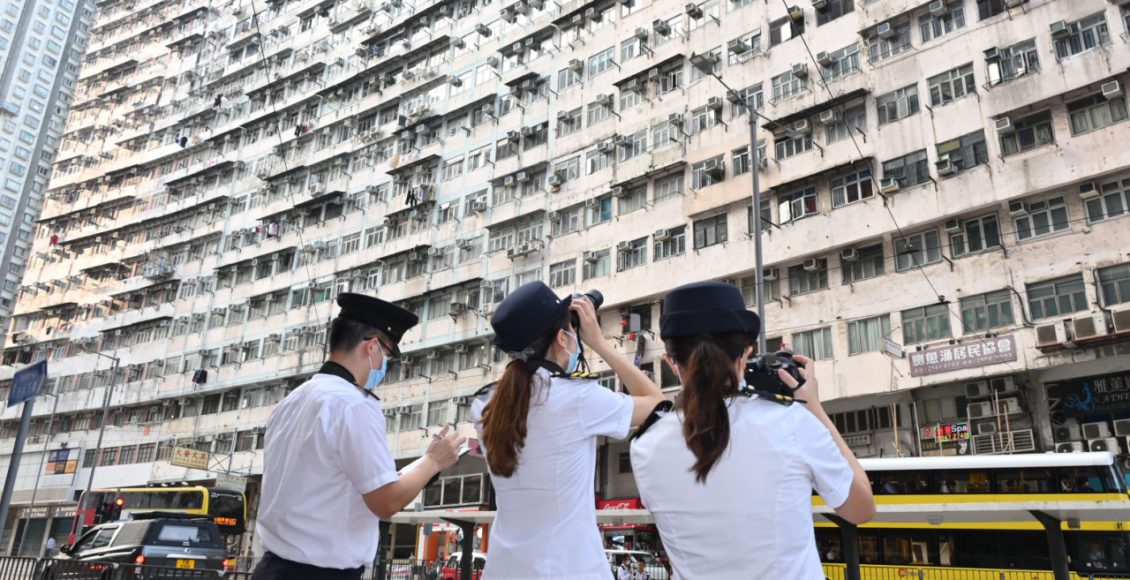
left=605, top=549, right=670, bottom=580
left=441, top=551, right=486, bottom=580
left=44, top=517, right=232, bottom=579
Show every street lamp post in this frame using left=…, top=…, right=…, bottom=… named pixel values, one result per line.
left=73, top=350, right=119, bottom=542
left=689, top=52, right=768, bottom=353
left=16, top=389, right=59, bottom=557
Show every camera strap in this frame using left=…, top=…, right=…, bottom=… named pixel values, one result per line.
left=736, top=385, right=806, bottom=406
left=525, top=357, right=600, bottom=380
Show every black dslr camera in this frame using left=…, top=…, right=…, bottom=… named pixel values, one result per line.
left=744, top=350, right=806, bottom=404
left=570, top=290, right=603, bottom=330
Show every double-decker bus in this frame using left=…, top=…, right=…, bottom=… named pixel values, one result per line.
left=69, top=486, right=246, bottom=544
left=817, top=452, right=1130, bottom=578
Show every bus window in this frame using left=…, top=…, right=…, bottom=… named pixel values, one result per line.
left=859, top=534, right=880, bottom=564
left=993, top=468, right=1055, bottom=493
left=1057, top=466, right=1116, bottom=493
left=1073, top=534, right=1129, bottom=572
left=938, top=536, right=954, bottom=566
left=939, top=470, right=991, bottom=493
left=883, top=537, right=911, bottom=565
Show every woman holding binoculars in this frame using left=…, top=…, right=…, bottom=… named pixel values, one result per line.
left=472, top=282, right=665, bottom=580
left=631, top=281, right=875, bottom=579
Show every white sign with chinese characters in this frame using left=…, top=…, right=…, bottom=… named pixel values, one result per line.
left=908, top=335, right=1017, bottom=377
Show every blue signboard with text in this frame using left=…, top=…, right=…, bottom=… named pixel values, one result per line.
left=8, top=360, right=47, bottom=407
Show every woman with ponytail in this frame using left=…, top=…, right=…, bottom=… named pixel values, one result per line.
left=472, top=282, right=664, bottom=579
left=631, top=281, right=875, bottom=578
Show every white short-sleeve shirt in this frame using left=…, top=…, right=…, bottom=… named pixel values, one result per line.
left=630, top=396, right=854, bottom=579
left=471, top=369, right=634, bottom=579
left=257, top=373, right=399, bottom=569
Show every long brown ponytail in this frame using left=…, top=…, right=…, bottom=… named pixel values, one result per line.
left=665, top=332, right=755, bottom=483
left=481, top=315, right=570, bottom=477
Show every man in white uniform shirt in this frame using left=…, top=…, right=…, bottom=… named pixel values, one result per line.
left=253, top=293, right=465, bottom=580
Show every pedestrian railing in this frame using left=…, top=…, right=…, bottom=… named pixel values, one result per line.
left=0, top=556, right=247, bottom=580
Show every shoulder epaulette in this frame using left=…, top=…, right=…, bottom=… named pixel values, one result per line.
left=631, top=400, right=674, bottom=441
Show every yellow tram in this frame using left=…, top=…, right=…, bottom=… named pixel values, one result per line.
left=815, top=452, right=1130, bottom=580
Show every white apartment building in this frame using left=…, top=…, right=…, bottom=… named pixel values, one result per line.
left=0, top=0, right=95, bottom=338
left=2, top=0, right=1130, bottom=560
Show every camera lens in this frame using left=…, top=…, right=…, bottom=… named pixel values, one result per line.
left=584, top=290, right=604, bottom=309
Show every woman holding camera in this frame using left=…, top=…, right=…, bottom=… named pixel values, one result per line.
left=472, top=282, right=665, bottom=579
left=631, top=282, right=875, bottom=578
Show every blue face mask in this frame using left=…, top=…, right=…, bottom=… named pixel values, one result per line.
left=564, top=331, right=581, bottom=374
left=365, top=353, right=388, bottom=391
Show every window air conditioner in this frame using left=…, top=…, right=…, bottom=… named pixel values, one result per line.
left=1054, top=424, right=1082, bottom=442
left=802, top=258, right=819, bottom=271
left=1072, top=313, right=1108, bottom=340
left=1035, top=320, right=1069, bottom=348
left=840, top=247, right=859, bottom=262
left=1083, top=421, right=1111, bottom=439
left=1088, top=437, right=1120, bottom=453
left=1056, top=441, right=1085, bottom=453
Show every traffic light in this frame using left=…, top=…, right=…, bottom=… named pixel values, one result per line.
left=111, top=497, right=124, bottom=521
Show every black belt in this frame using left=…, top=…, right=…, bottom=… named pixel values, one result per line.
left=250, top=551, right=364, bottom=580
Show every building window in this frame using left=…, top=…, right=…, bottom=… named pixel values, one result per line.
left=769, top=16, right=803, bottom=46
left=690, top=47, right=722, bottom=81
left=842, top=244, right=884, bottom=284
left=779, top=186, right=818, bottom=223
left=774, top=132, right=813, bottom=160
left=587, top=47, right=616, bottom=78
left=1067, top=93, right=1128, bottom=136
left=617, top=237, right=648, bottom=271
left=936, top=131, right=988, bottom=172
left=558, top=108, right=582, bottom=135
left=653, top=225, right=686, bottom=260
left=950, top=214, right=1001, bottom=257
left=589, top=196, right=613, bottom=224
left=816, top=0, right=854, bottom=26
left=876, top=85, right=920, bottom=124
left=1053, top=13, right=1110, bottom=60
left=867, top=23, right=911, bottom=62
left=728, top=32, right=762, bottom=64
left=792, top=328, right=833, bottom=360
left=830, top=169, right=873, bottom=207
left=1026, top=274, right=1088, bottom=320
left=882, top=150, right=930, bottom=189
left=617, top=130, right=648, bottom=162
left=691, top=105, right=719, bottom=134
left=902, top=304, right=952, bottom=344
left=1015, top=195, right=1069, bottom=240
left=927, top=64, right=975, bottom=106
left=548, top=260, right=576, bottom=288
left=1098, top=264, right=1130, bottom=306
left=654, top=172, right=684, bottom=201
left=960, top=290, right=1015, bottom=332
left=987, top=39, right=1039, bottom=85
left=587, top=99, right=613, bottom=126
left=824, top=44, right=861, bottom=81
left=895, top=230, right=942, bottom=271
left=920, top=2, right=965, bottom=42
left=1000, top=111, right=1054, bottom=156
left=771, top=70, right=806, bottom=102
left=848, top=315, right=891, bottom=355
left=582, top=249, right=612, bottom=279
left=977, top=0, right=1025, bottom=20
left=691, top=156, right=725, bottom=189
left=558, top=67, right=581, bottom=90
left=825, top=105, right=866, bottom=144
left=618, top=185, right=647, bottom=214
left=587, top=149, right=613, bottom=174
left=788, top=259, right=828, bottom=295
left=1085, top=175, right=1130, bottom=223
left=693, top=214, right=728, bottom=249
left=729, top=84, right=764, bottom=119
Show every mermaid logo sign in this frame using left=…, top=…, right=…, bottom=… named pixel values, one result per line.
left=1055, top=372, right=1130, bottom=417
